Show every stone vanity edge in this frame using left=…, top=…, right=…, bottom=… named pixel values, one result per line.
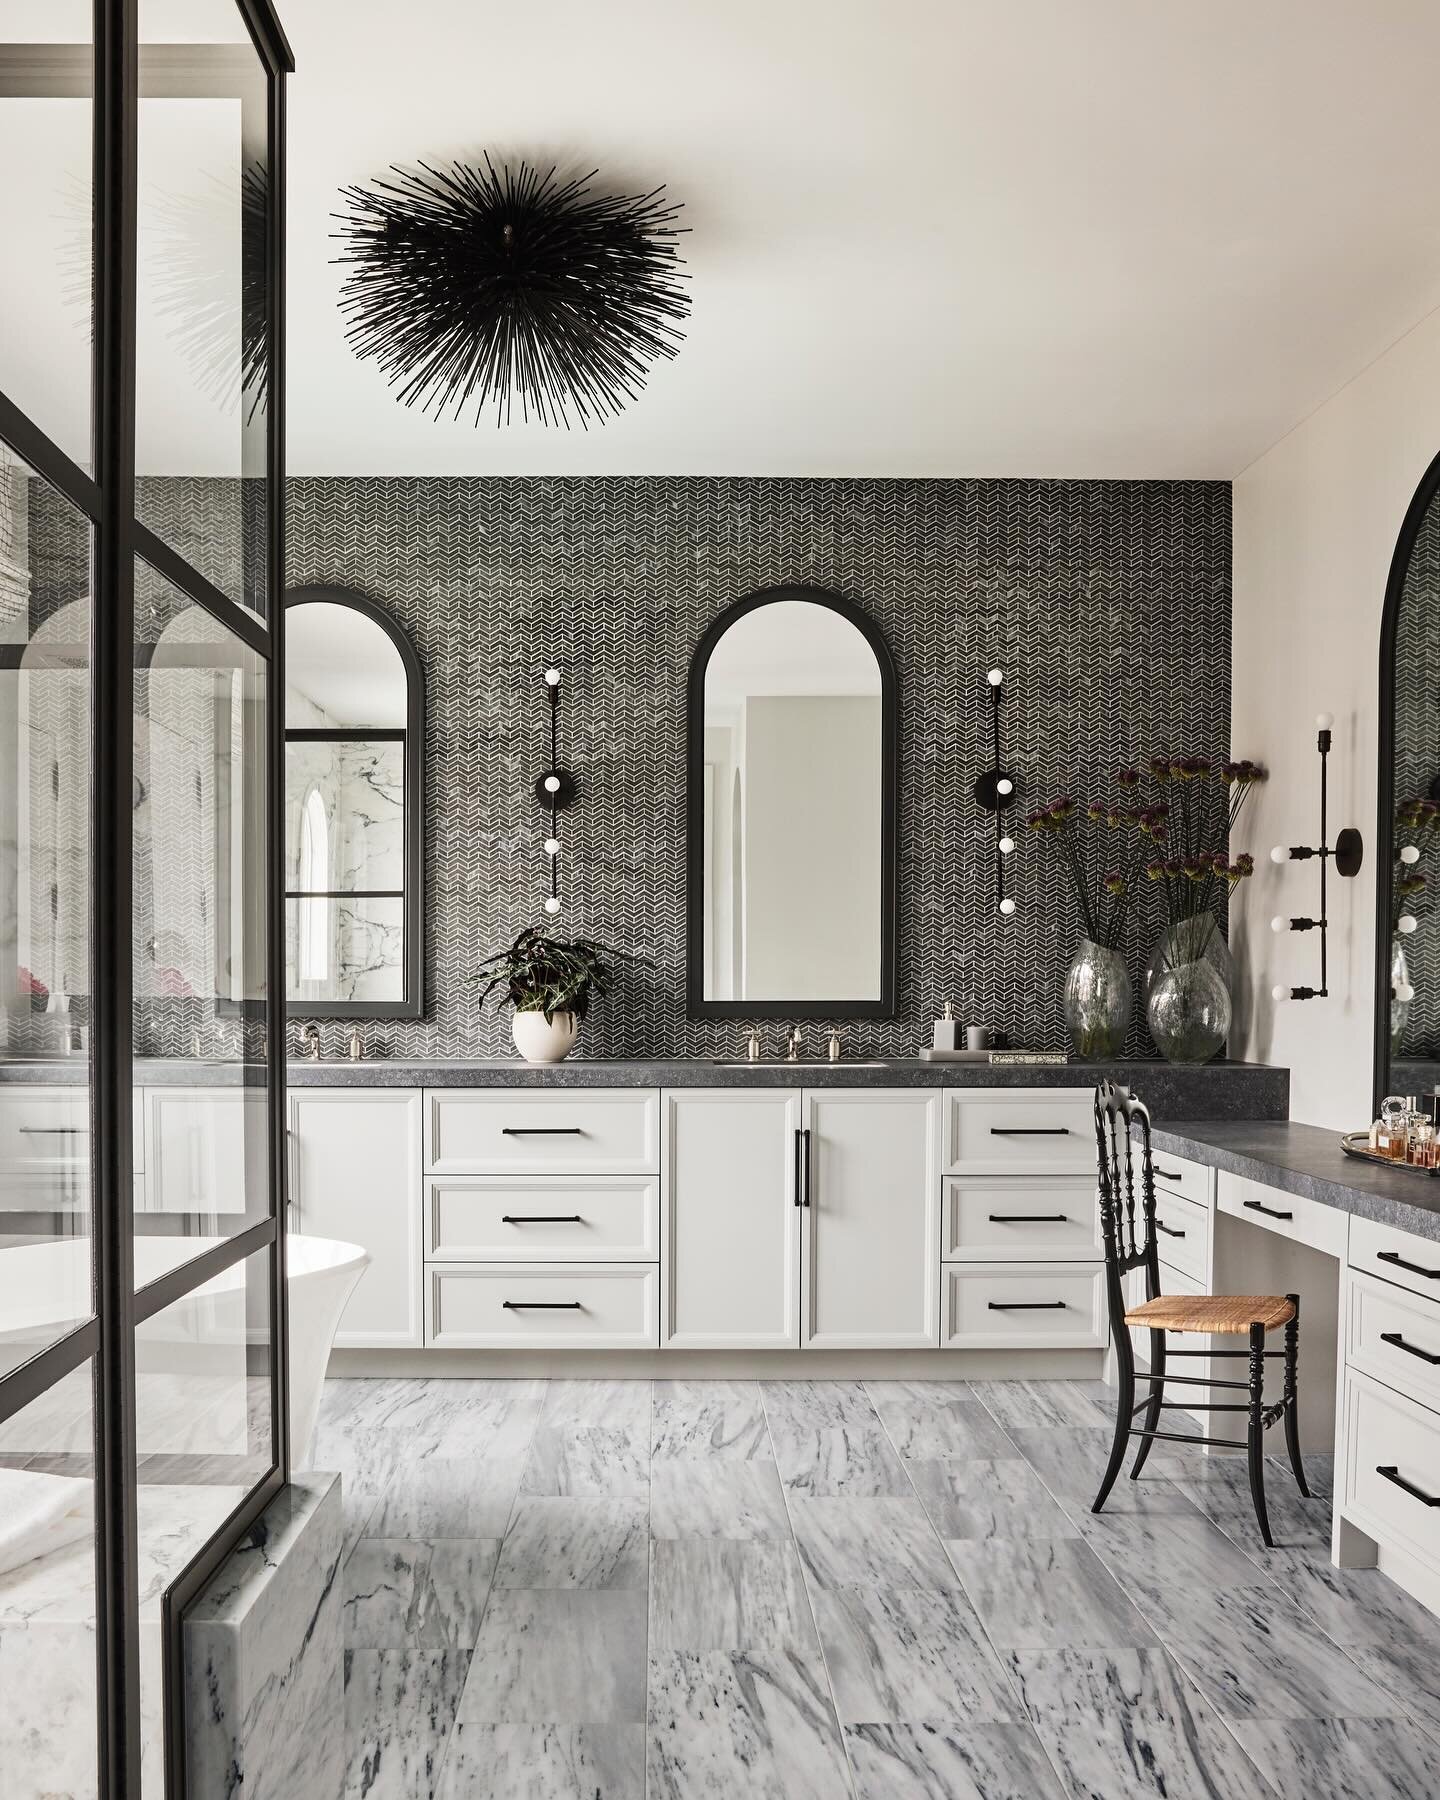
left=1153, top=1117, right=1440, bottom=1244
left=0, top=1055, right=1289, bottom=1120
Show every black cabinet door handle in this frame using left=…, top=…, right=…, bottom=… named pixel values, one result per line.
left=802, top=1127, right=812, bottom=1208
left=1380, top=1331, right=1440, bottom=1366
left=1155, top=1167, right=1184, bottom=1181
left=1376, top=1464, right=1440, bottom=1507
left=501, top=1126, right=585, bottom=1137
left=502, top=1300, right=584, bottom=1310
left=987, top=1213, right=1069, bottom=1224
left=793, top=1128, right=803, bottom=1209
left=1156, top=1221, right=1187, bottom=1239
left=1243, top=1198, right=1294, bottom=1222
left=1378, top=1249, right=1440, bottom=1280
left=990, top=1126, right=1070, bottom=1137
left=987, top=1300, right=1067, bottom=1311
left=501, top=1214, right=584, bottom=1225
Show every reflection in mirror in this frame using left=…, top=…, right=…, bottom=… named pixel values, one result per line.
left=285, top=591, right=421, bottom=1016
left=693, top=591, right=893, bottom=1012
left=1383, top=460, right=1440, bottom=1105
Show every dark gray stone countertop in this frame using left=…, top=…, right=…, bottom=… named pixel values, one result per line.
left=0, top=1055, right=1288, bottom=1122
left=1152, top=1118, right=1440, bottom=1243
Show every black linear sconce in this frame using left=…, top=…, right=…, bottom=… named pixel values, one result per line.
left=1269, top=712, right=1364, bottom=1002
left=534, top=665, right=577, bottom=916
left=972, top=666, right=1018, bottom=916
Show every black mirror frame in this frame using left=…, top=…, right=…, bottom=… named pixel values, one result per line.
left=285, top=584, right=425, bottom=1020
left=685, top=583, right=898, bottom=1020
left=1373, top=447, right=1440, bottom=1113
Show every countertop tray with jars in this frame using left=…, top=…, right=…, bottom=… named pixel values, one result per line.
left=1341, top=1131, right=1440, bottom=1177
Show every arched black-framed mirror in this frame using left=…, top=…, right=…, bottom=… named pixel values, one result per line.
left=285, top=585, right=424, bottom=1018
left=1375, top=450, right=1440, bottom=1111
left=686, top=584, right=898, bottom=1018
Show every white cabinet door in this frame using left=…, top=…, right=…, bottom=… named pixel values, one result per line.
left=660, top=1089, right=801, bottom=1349
left=288, top=1087, right=423, bottom=1348
left=801, top=1088, right=942, bottom=1349
left=145, top=1087, right=267, bottom=1217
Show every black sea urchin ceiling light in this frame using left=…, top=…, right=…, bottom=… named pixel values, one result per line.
left=333, top=157, right=690, bottom=428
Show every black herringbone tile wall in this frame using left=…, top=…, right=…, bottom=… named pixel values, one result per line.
left=45, top=476, right=1231, bottom=1058
left=1394, top=502, right=1440, bottom=1057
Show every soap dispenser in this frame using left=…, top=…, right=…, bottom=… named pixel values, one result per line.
left=933, top=1002, right=959, bottom=1053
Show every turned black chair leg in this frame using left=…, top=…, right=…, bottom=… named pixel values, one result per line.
left=1130, top=1328, right=1165, bottom=1480
left=1282, top=1291, right=1309, bottom=1498
left=1247, top=1319, right=1274, bottom=1547
left=1094, top=1334, right=1135, bottom=1514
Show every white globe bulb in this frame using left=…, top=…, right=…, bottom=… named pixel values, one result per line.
left=987, top=668, right=1004, bottom=687
left=1399, top=914, right=1419, bottom=935
left=544, top=667, right=561, bottom=687
left=544, top=838, right=560, bottom=857
left=544, top=774, right=561, bottom=794
left=998, top=896, right=1016, bottom=916
left=543, top=896, right=561, bottom=915
left=1316, top=711, right=1334, bottom=729
left=1270, top=916, right=1288, bottom=933
left=1396, top=982, right=1417, bottom=1004
left=996, top=779, right=1014, bottom=799
left=998, top=836, right=1015, bottom=855
left=1401, top=844, right=1421, bottom=865
left=1270, top=845, right=1289, bottom=865
left=1271, top=984, right=1289, bottom=1002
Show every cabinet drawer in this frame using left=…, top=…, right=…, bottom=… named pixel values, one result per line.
left=1153, top=1187, right=1209, bottom=1283
left=942, top=1262, right=1105, bottom=1349
left=426, top=1263, right=658, bottom=1349
left=425, top=1089, right=660, bottom=1176
left=1350, top=1215, right=1440, bottom=1306
left=0, top=1085, right=91, bottom=1209
left=1342, top=1370, right=1440, bottom=1574
left=1151, top=1149, right=1212, bottom=1209
left=1216, top=1170, right=1347, bottom=1258
left=945, top=1090, right=1093, bottom=1175
left=942, top=1177, right=1100, bottom=1261
left=1347, top=1269, right=1440, bottom=1413
left=425, top=1177, right=659, bottom=1262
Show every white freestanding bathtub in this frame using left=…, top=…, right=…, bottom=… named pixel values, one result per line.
left=0, top=1231, right=367, bottom=1470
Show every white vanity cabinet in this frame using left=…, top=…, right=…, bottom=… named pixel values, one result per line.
left=145, top=1087, right=268, bottom=1217
left=287, top=1087, right=423, bottom=1347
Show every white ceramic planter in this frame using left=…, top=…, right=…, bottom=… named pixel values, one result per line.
left=511, top=1008, right=579, bottom=1064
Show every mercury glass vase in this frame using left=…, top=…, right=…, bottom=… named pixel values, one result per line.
left=1145, top=915, right=1233, bottom=1064
left=1063, top=937, right=1132, bottom=1060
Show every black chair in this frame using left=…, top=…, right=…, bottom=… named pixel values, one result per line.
left=1092, top=1080, right=1307, bottom=1546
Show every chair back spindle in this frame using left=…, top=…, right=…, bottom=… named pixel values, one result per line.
left=1093, top=1080, right=1161, bottom=1313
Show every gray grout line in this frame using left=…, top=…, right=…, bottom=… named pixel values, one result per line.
left=758, top=1380, right=863, bottom=1800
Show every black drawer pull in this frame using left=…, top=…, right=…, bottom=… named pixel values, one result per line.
left=988, top=1213, right=1069, bottom=1224
left=501, top=1127, right=585, bottom=1137
left=1155, top=1167, right=1184, bottom=1181
left=1156, top=1221, right=1187, bottom=1239
left=18, top=1125, right=88, bottom=1135
left=1376, top=1464, right=1440, bottom=1508
left=1243, top=1198, right=1294, bottom=1222
left=1380, top=1331, right=1440, bottom=1366
left=501, top=1214, right=584, bottom=1225
left=502, top=1300, right=584, bottom=1310
left=794, top=1128, right=804, bottom=1209
left=988, top=1300, right=1067, bottom=1311
left=990, top=1126, right=1070, bottom=1137
left=1378, top=1249, right=1440, bottom=1280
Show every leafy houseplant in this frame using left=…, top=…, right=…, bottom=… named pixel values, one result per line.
left=478, top=927, right=626, bottom=1063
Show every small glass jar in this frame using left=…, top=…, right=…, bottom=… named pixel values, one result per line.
left=1374, top=1096, right=1411, bottom=1161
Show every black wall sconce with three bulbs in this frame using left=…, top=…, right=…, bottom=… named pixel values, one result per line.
left=1269, top=711, right=1364, bottom=1002
left=534, top=665, right=576, bottom=917
left=973, top=666, right=1018, bottom=917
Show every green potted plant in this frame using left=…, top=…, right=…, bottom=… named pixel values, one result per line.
left=477, top=927, right=626, bottom=1063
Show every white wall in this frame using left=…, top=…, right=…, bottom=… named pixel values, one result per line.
left=1231, top=307, right=1440, bottom=1126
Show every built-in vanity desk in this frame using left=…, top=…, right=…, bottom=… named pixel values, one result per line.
left=1151, top=1118, right=1440, bottom=1619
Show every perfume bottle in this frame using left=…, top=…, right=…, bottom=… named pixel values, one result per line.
left=1373, top=1096, right=1410, bottom=1161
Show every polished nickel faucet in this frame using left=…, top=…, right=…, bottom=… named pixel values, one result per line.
left=299, top=1023, right=321, bottom=1062
left=785, top=1026, right=802, bottom=1062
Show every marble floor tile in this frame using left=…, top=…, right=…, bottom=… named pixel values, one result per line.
left=651, top=1381, right=770, bottom=1461
left=968, top=1377, right=1115, bottom=1431
left=521, top=1428, right=650, bottom=1499
left=1346, top=1639, right=1440, bottom=1743
left=865, top=1382, right=1018, bottom=1460
left=905, top=1456, right=1080, bottom=1541
left=768, top=1423, right=912, bottom=1497
left=649, top=1539, right=819, bottom=1653
left=343, top=1646, right=470, bottom=1800
left=761, top=1380, right=880, bottom=1429
left=811, top=1583, right=1023, bottom=1725
left=646, top=1649, right=852, bottom=1800
left=458, top=1589, right=648, bottom=1725
left=344, top=1539, right=498, bottom=1650
left=845, top=1721, right=1067, bottom=1800
left=1231, top=1716, right=1440, bottom=1799
left=1080, top=1514, right=1291, bottom=1632
left=950, top=1535, right=1159, bottom=1652
left=649, top=1460, right=791, bottom=1541
left=492, top=1499, right=649, bottom=1590
left=1254, top=1545, right=1440, bottom=1647
left=788, top=1497, right=960, bottom=1591
left=435, top=1721, right=644, bottom=1800
left=1009, top=1425, right=1203, bottom=1519
left=1008, top=1646, right=1278, bottom=1800
left=363, top=1454, right=528, bottom=1539
left=1170, top=1456, right=1331, bottom=1552
left=539, top=1380, right=652, bottom=1435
